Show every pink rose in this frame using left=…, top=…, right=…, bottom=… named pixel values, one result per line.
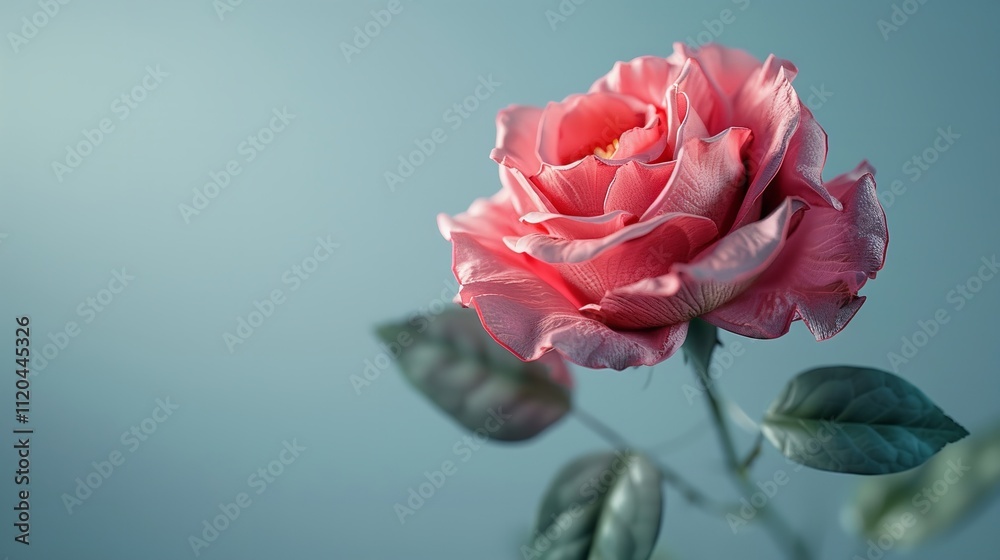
left=438, top=43, right=888, bottom=370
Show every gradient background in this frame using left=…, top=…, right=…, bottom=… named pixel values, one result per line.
left=1, top=0, right=999, bottom=558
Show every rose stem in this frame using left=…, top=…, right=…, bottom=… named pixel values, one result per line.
left=571, top=407, right=732, bottom=515
left=689, top=359, right=814, bottom=560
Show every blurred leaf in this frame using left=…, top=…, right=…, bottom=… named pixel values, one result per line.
left=522, top=451, right=662, bottom=560
left=844, top=418, right=1000, bottom=549
left=377, top=306, right=571, bottom=442
left=681, top=318, right=720, bottom=378
left=762, top=367, right=969, bottom=474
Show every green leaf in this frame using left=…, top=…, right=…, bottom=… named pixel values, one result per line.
left=377, top=306, right=571, bottom=442
left=681, top=318, right=720, bottom=379
left=762, top=367, right=969, bottom=474
left=844, top=417, right=1000, bottom=548
left=523, top=451, right=663, bottom=560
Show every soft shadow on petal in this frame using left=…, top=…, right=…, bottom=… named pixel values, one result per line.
left=520, top=210, right=637, bottom=240
left=596, top=198, right=807, bottom=329
left=448, top=224, right=692, bottom=370
left=497, top=162, right=557, bottom=216
left=532, top=156, right=621, bottom=217
left=705, top=167, right=887, bottom=340
left=767, top=102, right=842, bottom=211
left=504, top=212, right=716, bottom=265
left=643, top=126, right=753, bottom=233
left=729, top=55, right=802, bottom=229
left=536, top=92, right=647, bottom=165
left=603, top=160, right=676, bottom=217
left=507, top=213, right=717, bottom=303
left=671, top=42, right=762, bottom=126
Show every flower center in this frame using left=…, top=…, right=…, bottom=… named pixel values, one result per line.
left=593, top=138, right=620, bottom=159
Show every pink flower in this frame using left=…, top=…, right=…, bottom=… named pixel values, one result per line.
left=438, top=43, right=888, bottom=370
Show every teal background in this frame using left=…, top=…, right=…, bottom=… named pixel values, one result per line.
left=1, top=0, right=999, bottom=558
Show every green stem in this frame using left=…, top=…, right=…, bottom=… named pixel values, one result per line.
left=739, top=433, right=765, bottom=473
left=572, top=408, right=732, bottom=516
left=692, top=366, right=813, bottom=560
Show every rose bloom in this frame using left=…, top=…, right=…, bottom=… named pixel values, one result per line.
left=438, top=43, right=888, bottom=370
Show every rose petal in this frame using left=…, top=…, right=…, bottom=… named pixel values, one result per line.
left=491, top=105, right=544, bottom=175
left=604, top=105, right=669, bottom=163
left=498, top=162, right=557, bottom=215
left=474, top=289, right=690, bottom=370
left=531, top=156, right=620, bottom=217
left=589, top=55, right=684, bottom=107
left=729, top=55, right=801, bottom=229
left=672, top=42, right=762, bottom=127
left=643, top=127, right=753, bottom=233
left=705, top=167, right=887, bottom=340
left=603, top=160, right=676, bottom=216
left=537, top=92, right=646, bottom=165
left=448, top=222, right=691, bottom=370
left=595, top=198, right=806, bottom=329
left=520, top=210, right=637, bottom=240
left=766, top=102, right=842, bottom=211
left=504, top=212, right=716, bottom=265
left=672, top=58, right=724, bottom=139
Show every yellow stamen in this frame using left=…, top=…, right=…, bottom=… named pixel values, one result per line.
left=594, top=138, right=620, bottom=159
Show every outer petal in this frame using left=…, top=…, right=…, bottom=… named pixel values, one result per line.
left=491, top=105, right=544, bottom=175
left=505, top=213, right=717, bottom=302
left=439, top=190, right=526, bottom=243
left=445, top=210, right=692, bottom=369
left=504, top=212, right=716, bottom=264
left=440, top=196, right=590, bottom=310
left=589, top=55, right=684, bottom=107
left=593, top=198, right=806, bottom=329
left=705, top=164, right=888, bottom=340
left=729, top=55, right=801, bottom=229
left=473, top=289, right=690, bottom=370
left=766, top=102, right=842, bottom=212
left=499, top=162, right=557, bottom=216
left=671, top=42, right=762, bottom=127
